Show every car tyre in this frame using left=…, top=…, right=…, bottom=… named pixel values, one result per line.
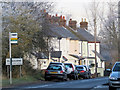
left=109, top=86, right=116, bottom=90
left=45, top=77, right=48, bottom=81
left=62, top=74, right=68, bottom=81
left=73, top=74, right=76, bottom=80
left=76, top=75, right=78, bottom=80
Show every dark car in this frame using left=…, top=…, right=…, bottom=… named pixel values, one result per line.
left=64, top=63, right=78, bottom=80
left=76, top=65, right=87, bottom=79
left=83, top=65, right=91, bottom=79
left=45, top=65, right=68, bottom=81
left=109, top=62, right=120, bottom=90
left=76, top=65, right=91, bottom=79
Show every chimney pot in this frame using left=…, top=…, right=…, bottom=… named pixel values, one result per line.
left=44, top=9, right=46, bottom=13
left=84, top=18, right=86, bottom=22
left=56, top=14, right=58, bottom=17
left=82, top=18, right=83, bottom=22
left=63, top=16, right=65, bottom=20
left=60, top=15, right=62, bottom=19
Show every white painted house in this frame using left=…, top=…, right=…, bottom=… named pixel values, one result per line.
left=27, top=11, right=105, bottom=76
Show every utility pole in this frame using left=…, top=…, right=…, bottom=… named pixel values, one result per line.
left=118, top=1, right=120, bottom=61
left=94, top=17, right=97, bottom=77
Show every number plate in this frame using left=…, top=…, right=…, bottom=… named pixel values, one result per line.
left=50, top=72, right=58, bottom=74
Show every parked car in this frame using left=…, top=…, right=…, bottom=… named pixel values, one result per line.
left=48, top=62, right=68, bottom=73
left=76, top=65, right=88, bottom=79
left=83, top=65, right=91, bottom=78
left=64, top=63, right=78, bottom=80
left=108, top=62, right=120, bottom=90
left=45, top=65, right=68, bottom=81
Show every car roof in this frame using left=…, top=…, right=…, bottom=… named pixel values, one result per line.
left=76, top=65, right=84, bottom=67
left=50, top=62, right=63, bottom=64
left=48, top=64, right=63, bottom=67
left=115, top=62, right=120, bottom=64
left=64, top=63, right=73, bottom=64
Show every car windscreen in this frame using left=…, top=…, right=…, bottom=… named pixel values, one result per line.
left=47, top=65, right=62, bottom=70
left=76, top=67, right=84, bottom=70
left=65, top=64, right=72, bottom=68
left=113, top=63, right=120, bottom=71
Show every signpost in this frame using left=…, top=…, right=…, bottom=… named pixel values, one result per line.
left=9, top=32, right=18, bottom=84
left=6, top=58, right=23, bottom=65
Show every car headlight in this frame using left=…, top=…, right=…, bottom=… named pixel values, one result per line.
left=109, top=76, right=118, bottom=80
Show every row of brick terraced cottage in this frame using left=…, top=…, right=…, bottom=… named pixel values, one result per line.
left=26, top=10, right=106, bottom=76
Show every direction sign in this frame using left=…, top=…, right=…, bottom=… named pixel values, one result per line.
left=6, top=58, right=23, bottom=65
left=10, top=33, right=18, bottom=44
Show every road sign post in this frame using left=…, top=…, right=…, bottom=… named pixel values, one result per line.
left=9, top=32, right=18, bottom=84
left=9, top=32, right=12, bottom=84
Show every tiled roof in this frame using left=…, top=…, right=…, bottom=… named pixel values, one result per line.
left=43, top=23, right=100, bottom=42
left=65, top=26, right=87, bottom=41
left=77, top=28, right=100, bottom=42
left=44, top=23, right=79, bottom=40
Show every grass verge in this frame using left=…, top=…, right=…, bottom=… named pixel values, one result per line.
left=2, top=75, right=45, bottom=87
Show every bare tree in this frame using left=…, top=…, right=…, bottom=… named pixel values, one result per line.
left=99, top=2, right=119, bottom=63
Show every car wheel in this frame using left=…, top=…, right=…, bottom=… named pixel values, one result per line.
left=109, top=86, right=116, bottom=90
left=76, top=75, right=78, bottom=80
left=64, top=74, right=68, bottom=81
left=62, top=74, right=67, bottom=81
left=73, top=74, right=76, bottom=80
left=45, top=77, right=48, bottom=81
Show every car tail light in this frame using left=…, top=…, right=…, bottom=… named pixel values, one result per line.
left=80, top=70, right=85, bottom=73
left=72, top=65, right=74, bottom=72
left=45, top=70, right=48, bottom=73
left=60, top=70, right=64, bottom=73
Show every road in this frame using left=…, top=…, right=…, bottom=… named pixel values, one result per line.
left=4, top=77, right=108, bottom=90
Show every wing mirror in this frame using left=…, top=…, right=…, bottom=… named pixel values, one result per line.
left=106, top=69, right=111, bottom=72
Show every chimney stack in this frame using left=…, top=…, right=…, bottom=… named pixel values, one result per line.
left=69, top=19, right=77, bottom=30
left=59, top=15, right=66, bottom=26
left=80, top=18, right=88, bottom=30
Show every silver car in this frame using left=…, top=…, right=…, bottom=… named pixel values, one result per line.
left=109, top=62, right=120, bottom=90
left=45, top=65, right=68, bottom=81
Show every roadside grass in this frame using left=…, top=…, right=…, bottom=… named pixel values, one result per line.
left=2, top=71, right=45, bottom=87
left=2, top=76, right=38, bottom=87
